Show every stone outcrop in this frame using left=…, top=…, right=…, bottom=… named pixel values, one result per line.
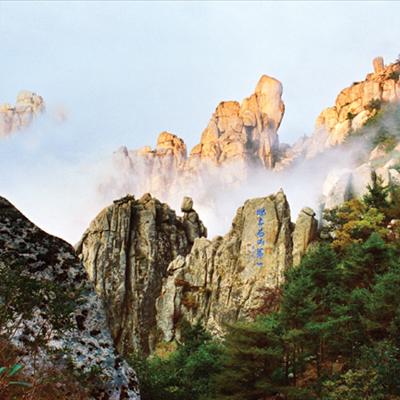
left=155, top=191, right=319, bottom=343
left=78, top=191, right=317, bottom=353
left=292, top=207, right=318, bottom=266
left=76, top=194, right=206, bottom=355
left=189, top=75, right=285, bottom=168
left=106, top=74, right=285, bottom=205
left=0, top=91, right=44, bottom=137
left=155, top=190, right=294, bottom=342
left=0, top=196, right=139, bottom=400
left=307, top=57, right=400, bottom=156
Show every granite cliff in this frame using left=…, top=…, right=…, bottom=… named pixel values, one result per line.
left=78, top=191, right=317, bottom=354
left=107, top=74, right=285, bottom=203
left=76, top=194, right=207, bottom=355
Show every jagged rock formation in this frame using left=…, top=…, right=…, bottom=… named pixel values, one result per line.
left=76, top=194, right=207, bottom=355
left=107, top=75, right=285, bottom=203
left=306, top=57, right=400, bottom=157
left=0, top=91, right=44, bottom=137
left=78, top=191, right=317, bottom=353
left=190, top=75, right=284, bottom=168
left=0, top=196, right=140, bottom=400
left=155, top=190, right=317, bottom=342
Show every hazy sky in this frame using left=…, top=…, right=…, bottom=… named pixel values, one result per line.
left=1, top=1, right=400, bottom=151
left=1, top=1, right=400, bottom=243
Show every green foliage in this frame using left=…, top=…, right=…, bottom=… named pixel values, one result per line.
left=364, top=171, right=391, bottom=210
left=129, top=323, right=224, bottom=400
left=372, top=126, right=397, bottom=152
left=366, top=98, right=382, bottom=112
left=214, top=315, right=288, bottom=400
left=349, top=103, right=400, bottom=154
left=0, top=363, right=32, bottom=394
left=322, top=368, right=385, bottom=400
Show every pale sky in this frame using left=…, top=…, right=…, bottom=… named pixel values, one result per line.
left=1, top=1, right=400, bottom=243
left=1, top=1, right=400, bottom=153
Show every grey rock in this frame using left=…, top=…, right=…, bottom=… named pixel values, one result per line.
left=156, top=190, right=316, bottom=342
left=0, top=196, right=139, bottom=400
left=181, top=196, right=193, bottom=212
left=76, top=193, right=206, bottom=355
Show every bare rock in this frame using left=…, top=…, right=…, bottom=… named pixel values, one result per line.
left=0, top=91, right=44, bottom=137
left=156, top=190, right=308, bottom=343
left=292, top=207, right=318, bottom=266
left=0, top=196, right=139, bottom=400
left=181, top=196, right=193, bottom=212
left=77, top=194, right=206, bottom=355
left=301, top=57, right=400, bottom=158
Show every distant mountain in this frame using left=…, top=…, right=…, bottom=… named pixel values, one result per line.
left=0, top=91, right=44, bottom=137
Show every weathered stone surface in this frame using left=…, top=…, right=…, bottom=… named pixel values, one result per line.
left=107, top=74, right=285, bottom=206
left=0, top=91, right=44, bottom=137
left=76, top=194, right=206, bottom=355
left=302, top=58, right=400, bottom=158
left=181, top=196, right=193, bottom=212
left=292, top=207, right=318, bottom=266
left=0, top=196, right=139, bottom=400
left=373, top=56, right=385, bottom=74
left=79, top=190, right=317, bottom=353
left=155, top=190, right=316, bottom=343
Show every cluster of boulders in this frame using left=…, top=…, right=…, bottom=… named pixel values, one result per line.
left=0, top=91, right=44, bottom=137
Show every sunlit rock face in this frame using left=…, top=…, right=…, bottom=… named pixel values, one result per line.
left=107, top=75, right=285, bottom=203
left=0, top=91, right=44, bottom=137
left=190, top=75, right=285, bottom=168
left=0, top=196, right=140, bottom=400
left=76, top=194, right=206, bottom=355
left=306, top=57, right=400, bottom=157
left=78, top=191, right=317, bottom=353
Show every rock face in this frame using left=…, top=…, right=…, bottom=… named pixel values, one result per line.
left=307, top=57, right=400, bottom=156
left=0, top=91, right=44, bottom=137
left=78, top=191, right=317, bottom=353
left=106, top=74, right=285, bottom=204
left=292, top=207, right=318, bottom=266
left=0, top=196, right=139, bottom=400
left=190, top=75, right=284, bottom=168
left=155, top=190, right=317, bottom=342
left=76, top=194, right=207, bottom=355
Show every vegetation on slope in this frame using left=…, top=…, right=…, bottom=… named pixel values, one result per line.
left=131, top=177, right=400, bottom=400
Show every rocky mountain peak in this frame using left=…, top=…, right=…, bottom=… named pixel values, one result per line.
left=0, top=90, right=44, bottom=137
left=76, top=193, right=207, bottom=355
left=309, top=56, right=400, bottom=154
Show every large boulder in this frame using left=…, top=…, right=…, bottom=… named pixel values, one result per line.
left=0, top=196, right=139, bottom=400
